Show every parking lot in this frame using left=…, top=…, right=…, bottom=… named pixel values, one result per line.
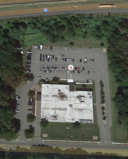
left=30, top=47, right=101, bottom=82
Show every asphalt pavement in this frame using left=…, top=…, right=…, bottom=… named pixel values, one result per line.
left=0, top=8, right=128, bottom=20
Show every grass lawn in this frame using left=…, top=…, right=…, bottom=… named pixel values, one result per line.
left=24, top=33, right=107, bottom=49
left=108, top=67, right=128, bottom=142
left=41, top=122, right=100, bottom=141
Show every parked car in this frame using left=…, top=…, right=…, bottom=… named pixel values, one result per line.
left=60, top=54, right=62, bottom=58
left=84, top=61, right=88, bottom=64
left=15, top=109, right=20, bottom=113
left=93, top=71, right=95, bottom=75
left=50, top=46, right=52, bottom=50
left=80, top=59, right=82, bottom=62
left=40, top=44, right=43, bottom=50
left=85, top=57, right=87, bottom=61
left=67, top=58, right=69, bottom=62
left=27, top=62, right=31, bottom=65
left=67, top=70, right=69, bottom=74
left=26, top=69, right=31, bottom=73
left=69, top=58, right=72, bottom=62
left=89, top=47, right=92, bottom=51
left=72, top=59, right=74, bottom=62
left=15, top=95, right=20, bottom=101
left=83, top=67, right=85, bottom=70
left=64, top=46, right=67, bottom=50
left=27, top=56, right=31, bottom=61
left=78, top=70, right=80, bottom=74
left=88, top=70, right=90, bottom=74
left=40, top=53, right=42, bottom=58
left=75, top=67, right=77, bottom=70
left=37, top=76, right=41, bottom=79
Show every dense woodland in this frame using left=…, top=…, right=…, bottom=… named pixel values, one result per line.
left=0, top=14, right=128, bottom=140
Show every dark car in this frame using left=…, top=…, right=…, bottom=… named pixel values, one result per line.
left=40, top=57, right=42, bottom=61
left=40, top=53, right=42, bottom=58
left=55, top=58, right=57, bottom=61
left=52, top=55, right=54, bottom=59
left=72, top=59, right=74, bottom=62
left=83, top=67, right=85, bottom=71
left=80, top=59, right=82, bottom=62
left=27, top=62, right=31, bottom=65
left=75, top=67, right=77, bottom=70
left=88, top=70, right=90, bottom=74
left=27, top=56, right=31, bottom=61
left=50, top=46, right=52, bottom=50
left=78, top=70, right=80, bottom=74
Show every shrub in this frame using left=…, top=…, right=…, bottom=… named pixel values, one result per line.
left=28, top=90, right=35, bottom=98
left=100, top=42, right=104, bottom=46
left=73, top=121, right=81, bottom=129
left=40, top=118, right=49, bottom=128
left=27, top=113, right=36, bottom=122
left=70, top=42, right=74, bottom=46
left=24, top=125, right=34, bottom=139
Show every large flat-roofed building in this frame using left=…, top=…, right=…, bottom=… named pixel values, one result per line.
left=41, top=84, right=94, bottom=123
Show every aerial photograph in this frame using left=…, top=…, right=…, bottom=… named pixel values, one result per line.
left=0, top=0, right=128, bottom=159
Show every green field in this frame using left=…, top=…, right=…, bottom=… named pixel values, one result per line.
left=41, top=122, right=100, bottom=141
left=24, top=33, right=107, bottom=49
left=108, top=67, right=128, bottom=142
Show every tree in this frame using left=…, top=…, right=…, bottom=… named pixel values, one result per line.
left=27, top=113, right=36, bottom=123
left=40, top=118, right=49, bottom=128
left=73, top=121, right=81, bottom=129
left=24, top=125, right=34, bottom=139
left=28, top=90, right=35, bottom=98
left=70, top=42, right=74, bottom=46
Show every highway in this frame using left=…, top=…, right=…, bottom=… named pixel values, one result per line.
left=0, top=8, right=128, bottom=20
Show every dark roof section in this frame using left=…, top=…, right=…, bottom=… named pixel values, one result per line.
left=36, top=92, right=41, bottom=101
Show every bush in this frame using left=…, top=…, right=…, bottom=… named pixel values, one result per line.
left=28, top=90, right=35, bottom=98
left=53, top=76, right=60, bottom=82
left=73, top=121, right=81, bottom=129
left=100, top=42, right=104, bottom=46
left=24, top=125, right=34, bottom=139
left=27, top=113, right=36, bottom=122
left=70, top=42, right=74, bottom=46
left=40, top=118, right=49, bottom=127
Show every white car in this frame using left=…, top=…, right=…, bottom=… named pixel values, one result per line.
left=89, top=47, right=92, bottom=51
left=84, top=57, right=87, bottom=61
left=37, top=76, right=41, bottom=79
left=64, top=47, right=67, bottom=51
left=15, top=95, right=20, bottom=100
left=67, top=70, right=70, bottom=74
left=15, top=109, right=20, bottom=113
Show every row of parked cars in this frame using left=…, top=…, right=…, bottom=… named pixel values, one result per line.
left=15, top=95, right=20, bottom=113
left=26, top=51, right=32, bottom=73
left=33, top=44, right=53, bottom=50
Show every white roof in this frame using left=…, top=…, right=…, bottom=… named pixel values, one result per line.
left=41, top=84, right=94, bottom=123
